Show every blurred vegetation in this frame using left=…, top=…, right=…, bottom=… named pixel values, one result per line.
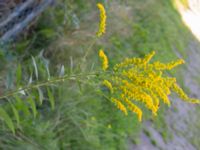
left=179, top=0, right=189, bottom=8
left=0, top=0, right=199, bottom=149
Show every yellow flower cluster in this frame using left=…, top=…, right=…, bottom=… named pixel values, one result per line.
left=99, top=49, right=108, bottom=71
left=100, top=51, right=200, bottom=121
left=96, top=3, right=106, bottom=37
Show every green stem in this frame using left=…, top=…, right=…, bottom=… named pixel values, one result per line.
left=82, top=37, right=98, bottom=61
left=0, top=72, right=99, bottom=100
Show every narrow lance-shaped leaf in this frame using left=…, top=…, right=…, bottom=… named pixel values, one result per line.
left=14, top=95, right=30, bottom=117
left=16, top=64, right=22, bottom=87
left=37, top=87, right=44, bottom=105
left=10, top=104, right=20, bottom=126
left=0, top=107, right=15, bottom=134
left=6, top=69, right=14, bottom=89
left=28, top=73, right=33, bottom=85
left=59, top=65, right=65, bottom=77
left=31, top=56, right=38, bottom=80
left=18, top=88, right=26, bottom=95
left=47, top=87, right=55, bottom=110
left=40, top=54, right=51, bottom=80
left=39, top=28, right=55, bottom=38
left=45, top=63, right=50, bottom=80
left=70, top=56, right=73, bottom=74
left=27, top=96, right=37, bottom=118
left=77, top=80, right=83, bottom=94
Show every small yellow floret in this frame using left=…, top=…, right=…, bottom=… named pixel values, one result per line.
left=96, top=3, right=106, bottom=37
left=99, top=49, right=109, bottom=71
left=103, top=80, right=113, bottom=93
left=111, top=98, right=128, bottom=116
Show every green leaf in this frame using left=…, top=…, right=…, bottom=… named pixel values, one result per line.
left=31, top=56, right=38, bottom=80
left=39, top=50, right=51, bottom=80
left=11, top=104, right=20, bottom=126
left=16, top=64, right=22, bottom=87
left=37, top=87, right=44, bottom=105
left=39, top=28, right=55, bottom=38
left=16, top=40, right=30, bottom=53
left=59, top=65, right=65, bottom=77
left=27, top=96, right=37, bottom=118
left=77, top=80, right=83, bottom=94
left=14, top=95, right=30, bottom=117
left=47, top=88, right=55, bottom=110
left=0, top=107, right=15, bottom=134
left=6, top=69, right=14, bottom=89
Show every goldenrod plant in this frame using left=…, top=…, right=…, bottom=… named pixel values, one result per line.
left=0, top=2, right=199, bottom=142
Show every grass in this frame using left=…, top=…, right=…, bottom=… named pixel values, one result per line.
left=0, top=0, right=199, bottom=149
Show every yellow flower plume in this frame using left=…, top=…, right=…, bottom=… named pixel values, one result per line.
left=96, top=3, right=106, bottom=37
left=99, top=49, right=108, bottom=71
